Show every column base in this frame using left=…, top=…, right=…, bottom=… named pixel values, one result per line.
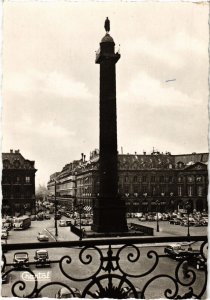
left=92, top=196, right=128, bottom=233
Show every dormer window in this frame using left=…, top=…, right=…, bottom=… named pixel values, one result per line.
left=14, top=160, right=20, bottom=168
left=187, top=176, right=193, bottom=183
left=177, top=161, right=184, bottom=169
left=3, top=159, right=9, bottom=169
left=196, top=176, right=202, bottom=182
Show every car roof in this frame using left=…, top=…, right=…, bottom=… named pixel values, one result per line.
left=60, top=287, right=77, bottom=295
left=15, top=252, right=28, bottom=256
left=36, top=249, right=48, bottom=254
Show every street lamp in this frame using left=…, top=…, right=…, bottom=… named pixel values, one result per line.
left=169, top=192, right=174, bottom=214
left=185, top=201, right=191, bottom=238
left=156, top=200, right=160, bottom=232
left=75, top=203, right=84, bottom=230
left=134, top=193, right=139, bottom=213
left=54, top=180, right=58, bottom=237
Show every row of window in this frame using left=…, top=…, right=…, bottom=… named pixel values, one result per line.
left=3, top=176, right=31, bottom=184
left=121, top=175, right=204, bottom=183
left=48, top=174, right=205, bottom=189
left=75, top=184, right=204, bottom=198
left=2, top=191, right=33, bottom=198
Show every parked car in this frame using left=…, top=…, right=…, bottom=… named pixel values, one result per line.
left=200, top=218, right=208, bottom=226
left=1, top=239, right=7, bottom=248
left=1, top=229, right=8, bottom=240
left=5, top=216, right=14, bottom=223
left=36, top=214, right=44, bottom=221
left=44, top=214, right=51, bottom=220
left=147, top=215, right=155, bottom=221
left=164, top=244, right=200, bottom=261
left=188, top=255, right=207, bottom=270
left=169, top=218, right=181, bottom=225
left=55, top=214, right=61, bottom=220
left=139, top=216, right=147, bottom=221
left=181, top=219, right=199, bottom=227
left=37, top=232, right=49, bottom=242
left=34, top=249, right=50, bottom=267
left=2, top=270, right=9, bottom=284
left=55, top=287, right=82, bottom=298
left=3, top=221, right=13, bottom=231
left=62, top=212, right=70, bottom=218
left=86, top=219, right=92, bottom=225
left=30, top=215, right=37, bottom=221
left=13, top=252, right=29, bottom=267
left=59, top=220, right=69, bottom=227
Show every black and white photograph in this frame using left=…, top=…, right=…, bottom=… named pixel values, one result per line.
left=1, top=1, right=209, bottom=299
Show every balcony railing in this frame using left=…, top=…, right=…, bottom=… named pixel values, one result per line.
left=2, top=236, right=207, bottom=299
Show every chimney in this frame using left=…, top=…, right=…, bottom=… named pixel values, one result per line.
left=143, top=151, right=146, bottom=155
left=84, top=155, right=86, bottom=162
left=81, top=153, right=84, bottom=161
left=15, top=150, right=19, bottom=154
left=10, top=149, right=13, bottom=153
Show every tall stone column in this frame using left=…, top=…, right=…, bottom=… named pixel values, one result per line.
left=92, top=18, right=128, bottom=233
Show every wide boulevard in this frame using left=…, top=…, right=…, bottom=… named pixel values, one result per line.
left=2, top=215, right=207, bottom=299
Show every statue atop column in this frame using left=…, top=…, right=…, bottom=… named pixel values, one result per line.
left=104, top=17, right=110, bottom=33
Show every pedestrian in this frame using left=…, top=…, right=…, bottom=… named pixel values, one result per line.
left=182, top=260, right=190, bottom=279
left=82, top=228, right=86, bottom=238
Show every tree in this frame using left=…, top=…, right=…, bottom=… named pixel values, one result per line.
left=36, top=184, right=48, bottom=201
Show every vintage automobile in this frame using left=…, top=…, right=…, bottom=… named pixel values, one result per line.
left=55, top=213, right=61, bottom=220
left=34, top=249, right=50, bottom=267
left=3, top=221, right=13, bottom=231
left=44, top=214, right=51, bottom=220
left=37, top=232, right=49, bottom=242
left=1, top=239, right=7, bottom=250
left=2, top=271, right=9, bottom=284
left=55, top=287, right=82, bottom=298
left=59, top=220, right=71, bottom=227
left=169, top=218, right=182, bottom=225
left=139, top=216, right=147, bottom=222
left=13, top=252, right=29, bottom=268
left=1, top=229, right=8, bottom=240
left=1, top=258, right=9, bottom=284
left=200, top=218, right=208, bottom=226
left=164, top=244, right=200, bottom=261
left=36, top=213, right=44, bottom=221
left=188, top=255, right=207, bottom=270
left=30, top=215, right=37, bottom=221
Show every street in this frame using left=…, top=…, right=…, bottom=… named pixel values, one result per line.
left=2, top=216, right=207, bottom=298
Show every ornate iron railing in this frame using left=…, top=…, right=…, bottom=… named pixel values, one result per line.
left=2, top=236, right=207, bottom=299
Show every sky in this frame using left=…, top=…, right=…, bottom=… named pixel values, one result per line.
left=1, top=1, right=209, bottom=187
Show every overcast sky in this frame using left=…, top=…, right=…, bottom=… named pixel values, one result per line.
left=2, top=1, right=209, bottom=187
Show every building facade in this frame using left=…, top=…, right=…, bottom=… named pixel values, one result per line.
left=47, top=150, right=208, bottom=214
left=47, top=159, right=82, bottom=211
left=2, top=150, right=37, bottom=216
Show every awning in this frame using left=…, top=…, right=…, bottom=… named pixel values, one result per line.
left=83, top=206, right=92, bottom=212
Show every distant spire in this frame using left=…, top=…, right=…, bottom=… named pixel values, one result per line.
left=104, top=17, right=110, bottom=33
